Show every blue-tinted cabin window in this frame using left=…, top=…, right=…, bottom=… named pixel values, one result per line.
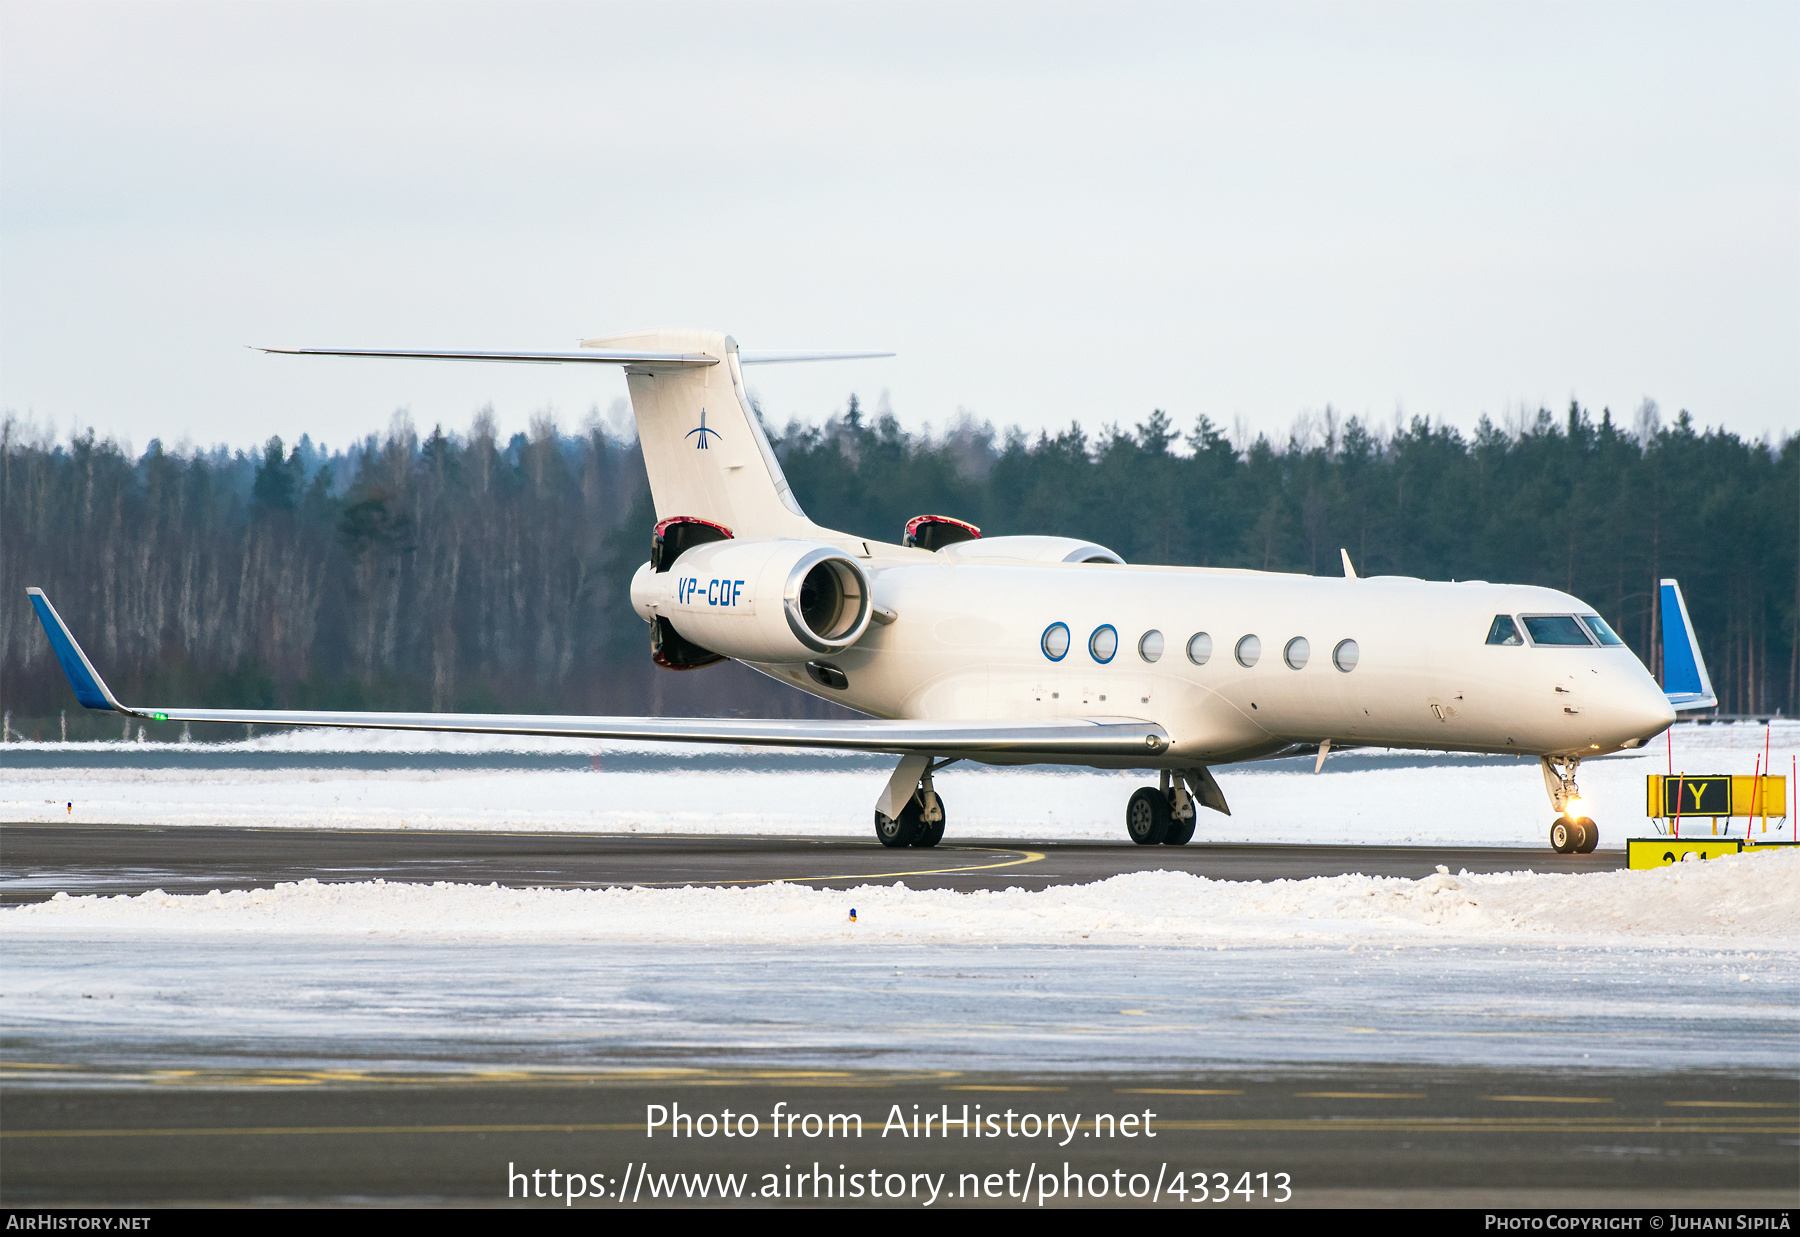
left=1522, top=615, right=1593, bottom=646
left=1486, top=615, right=1523, bottom=646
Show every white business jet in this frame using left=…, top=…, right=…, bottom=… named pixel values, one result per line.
left=27, top=328, right=1707, bottom=854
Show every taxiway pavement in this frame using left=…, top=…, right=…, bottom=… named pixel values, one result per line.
left=2, top=1063, right=1791, bottom=1206
left=0, top=824, right=1623, bottom=903
left=12, top=823, right=1785, bottom=1209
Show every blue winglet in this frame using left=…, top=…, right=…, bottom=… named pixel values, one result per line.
left=26, top=589, right=120, bottom=712
left=1659, top=578, right=1717, bottom=711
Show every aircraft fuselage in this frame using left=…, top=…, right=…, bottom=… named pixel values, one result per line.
left=751, top=562, right=1677, bottom=769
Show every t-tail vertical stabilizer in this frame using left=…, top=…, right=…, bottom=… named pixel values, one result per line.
left=585, top=329, right=816, bottom=540
left=1659, top=578, right=1717, bottom=711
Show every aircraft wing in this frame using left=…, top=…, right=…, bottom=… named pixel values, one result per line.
left=26, top=590, right=1167, bottom=760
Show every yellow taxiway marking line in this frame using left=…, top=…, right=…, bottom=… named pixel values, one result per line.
left=5, top=823, right=983, bottom=846
left=1116, top=1089, right=1245, bottom=1096
left=6, top=1118, right=1789, bottom=1141
left=2, top=825, right=1041, bottom=888
left=3, top=823, right=651, bottom=842
left=1153, top=1119, right=1792, bottom=1133
left=1, top=1123, right=642, bottom=1139
left=1480, top=1095, right=1614, bottom=1104
left=1665, top=1101, right=1796, bottom=1109
left=705, top=849, right=1046, bottom=886
left=1293, top=1092, right=1426, bottom=1100
left=1, top=823, right=1002, bottom=851
left=942, top=1085, right=1068, bottom=1092
left=0, top=1065, right=959, bottom=1089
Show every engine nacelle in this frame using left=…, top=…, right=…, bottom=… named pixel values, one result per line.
left=630, top=539, right=873, bottom=663
left=936, top=534, right=1124, bottom=564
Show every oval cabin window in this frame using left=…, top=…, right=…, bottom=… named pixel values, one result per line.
left=1089, top=625, right=1118, bottom=663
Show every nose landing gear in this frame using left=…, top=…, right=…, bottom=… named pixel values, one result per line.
left=1542, top=755, right=1598, bottom=854
left=1551, top=815, right=1598, bottom=854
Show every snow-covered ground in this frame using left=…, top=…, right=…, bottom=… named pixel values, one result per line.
left=4, top=853, right=1794, bottom=1075
left=3, top=720, right=1795, bottom=848
left=4, top=723, right=1794, bottom=1076
left=9, top=849, right=1797, bottom=947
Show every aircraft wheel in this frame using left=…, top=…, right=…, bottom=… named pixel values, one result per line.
left=875, top=802, right=921, bottom=848
left=1126, top=787, right=1171, bottom=845
left=1163, top=815, right=1196, bottom=845
left=1573, top=817, right=1598, bottom=854
left=913, top=793, right=946, bottom=848
left=1550, top=817, right=1577, bottom=854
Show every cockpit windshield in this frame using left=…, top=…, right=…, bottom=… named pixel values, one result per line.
left=1579, top=615, right=1625, bottom=646
left=1522, top=615, right=1594, bottom=646
left=1485, top=615, right=1523, bottom=646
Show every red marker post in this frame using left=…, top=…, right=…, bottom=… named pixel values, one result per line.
left=1749, top=755, right=1761, bottom=839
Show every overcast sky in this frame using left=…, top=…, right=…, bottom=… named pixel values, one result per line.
left=2, top=1, right=1795, bottom=455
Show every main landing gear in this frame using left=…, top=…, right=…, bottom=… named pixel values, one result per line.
left=874, top=755, right=951, bottom=848
left=1126, top=770, right=1198, bottom=846
left=875, top=789, right=946, bottom=849
left=1542, top=755, right=1598, bottom=854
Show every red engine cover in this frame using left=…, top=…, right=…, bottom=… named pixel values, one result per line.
left=903, top=514, right=981, bottom=552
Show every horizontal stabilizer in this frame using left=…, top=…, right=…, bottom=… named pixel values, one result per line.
left=1659, top=578, right=1717, bottom=711
left=259, top=346, right=892, bottom=367
left=737, top=351, right=895, bottom=365
left=257, top=347, right=719, bottom=366
left=25, top=590, right=1165, bottom=760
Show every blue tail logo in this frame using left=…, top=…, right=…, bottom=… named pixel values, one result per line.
left=685, top=409, right=721, bottom=450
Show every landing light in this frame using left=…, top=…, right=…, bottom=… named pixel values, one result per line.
left=1563, top=796, right=1587, bottom=819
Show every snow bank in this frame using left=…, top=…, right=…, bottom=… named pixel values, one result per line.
left=8, top=847, right=1795, bottom=947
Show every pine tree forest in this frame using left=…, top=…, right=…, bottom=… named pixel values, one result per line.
left=3, top=398, right=1797, bottom=741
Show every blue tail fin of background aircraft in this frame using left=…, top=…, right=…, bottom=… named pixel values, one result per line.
left=1659, top=578, right=1717, bottom=712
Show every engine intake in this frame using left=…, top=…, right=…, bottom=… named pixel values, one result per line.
left=631, top=539, right=873, bottom=663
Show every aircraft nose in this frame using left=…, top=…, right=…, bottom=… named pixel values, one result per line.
left=1616, top=676, right=1676, bottom=743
